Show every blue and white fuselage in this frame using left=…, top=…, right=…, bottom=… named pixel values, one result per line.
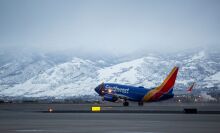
left=94, top=67, right=178, bottom=106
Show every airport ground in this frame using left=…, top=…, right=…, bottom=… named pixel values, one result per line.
left=0, top=102, right=220, bottom=133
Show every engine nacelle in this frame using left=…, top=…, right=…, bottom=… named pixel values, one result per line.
left=103, top=94, right=118, bottom=102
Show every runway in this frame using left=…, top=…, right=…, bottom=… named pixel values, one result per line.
left=0, top=103, right=220, bottom=133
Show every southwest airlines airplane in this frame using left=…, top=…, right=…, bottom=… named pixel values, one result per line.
left=95, top=67, right=179, bottom=106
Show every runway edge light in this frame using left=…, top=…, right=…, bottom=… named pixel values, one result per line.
left=91, top=106, right=101, bottom=112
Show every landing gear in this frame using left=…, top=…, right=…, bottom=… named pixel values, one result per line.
left=123, top=101, right=129, bottom=106
left=138, top=101, right=144, bottom=106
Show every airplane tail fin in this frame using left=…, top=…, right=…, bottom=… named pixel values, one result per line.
left=143, top=66, right=179, bottom=101
left=187, top=82, right=195, bottom=93
left=156, top=66, right=179, bottom=94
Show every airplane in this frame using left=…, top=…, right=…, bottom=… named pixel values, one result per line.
left=187, top=82, right=195, bottom=93
left=95, top=66, right=179, bottom=106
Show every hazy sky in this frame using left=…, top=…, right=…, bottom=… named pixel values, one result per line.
left=0, top=0, right=220, bottom=55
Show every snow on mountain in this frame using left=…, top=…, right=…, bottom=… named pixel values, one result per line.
left=0, top=52, right=56, bottom=89
left=97, top=50, right=220, bottom=90
left=0, top=50, right=219, bottom=98
left=0, top=58, right=100, bottom=98
left=189, top=51, right=205, bottom=61
left=98, top=56, right=180, bottom=88
left=204, top=72, right=220, bottom=88
left=176, top=51, right=219, bottom=89
left=210, top=72, right=220, bottom=81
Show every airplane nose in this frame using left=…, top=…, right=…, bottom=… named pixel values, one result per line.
left=94, top=83, right=105, bottom=95
left=94, top=86, right=99, bottom=93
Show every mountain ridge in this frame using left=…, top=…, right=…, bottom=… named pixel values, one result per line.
left=0, top=50, right=219, bottom=98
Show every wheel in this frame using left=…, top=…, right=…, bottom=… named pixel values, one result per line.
left=138, top=101, right=144, bottom=106
left=123, top=101, right=129, bottom=106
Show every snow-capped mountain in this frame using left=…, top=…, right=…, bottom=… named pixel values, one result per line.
left=98, top=51, right=220, bottom=90
left=0, top=49, right=73, bottom=92
left=0, top=53, right=54, bottom=90
left=0, top=58, right=100, bottom=98
left=98, top=56, right=179, bottom=87
left=0, top=50, right=219, bottom=98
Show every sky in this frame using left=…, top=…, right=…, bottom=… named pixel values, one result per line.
left=0, top=0, right=220, bottom=56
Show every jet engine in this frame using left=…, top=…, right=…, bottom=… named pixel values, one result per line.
left=103, top=94, right=118, bottom=102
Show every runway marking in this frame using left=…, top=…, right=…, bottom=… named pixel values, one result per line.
left=13, top=129, right=72, bottom=132
left=108, top=131, right=162, bottom=133
left=14, top=129, right=45, bottom=132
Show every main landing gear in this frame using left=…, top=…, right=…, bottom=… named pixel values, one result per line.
left=138, top=101, right=144, bottom=106
left=123, top=101, right=144, bottom=106
left=123, top=101, right=129, bottom=106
